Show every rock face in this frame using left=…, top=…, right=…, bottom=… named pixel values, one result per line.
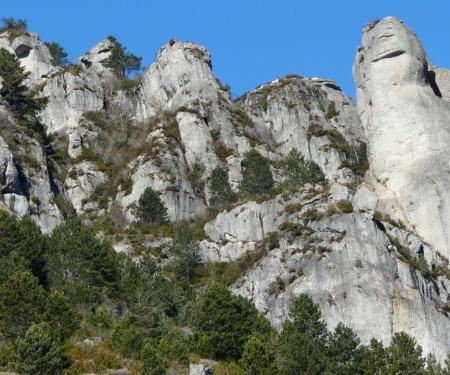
left=1, top=17, right=450, bottom=363
left=354, top=17, right=450, bottom=258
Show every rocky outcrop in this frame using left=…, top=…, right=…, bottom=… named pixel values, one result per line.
left=238, top=75, right=366, bottom=184
left=1, top=18, right=450, bottom=363
left=354, top=17, right=450, bottom=259
left=228, top=188, right=450, bottom=362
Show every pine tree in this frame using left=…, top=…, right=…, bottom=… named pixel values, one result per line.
left=279, top=148, right=325, bottom=187
left=13, top=322, right=69, bottom=375
left=45, top=42, right=69, bottom=67
left=208, top=166, right=236, bottom=209
left=44, top=291, right=81, bottom=341
left=240, top=149, right=274, bottom=195
left=240, top=333, right=278, bottom=375
left=0, top=271, right=45, bottom=340
left=385, top=332, right=425, bottom=374
left=327, top=323, right=364, bottom=375
left=192, top=282, right=268, bottom=360
left=137, top=187, right=169, bottom=227
left=0, top=48, right=47, bottom=117
left=278, top=294, right=329, bottom=375
left=102, top=35, right=142, bottom=79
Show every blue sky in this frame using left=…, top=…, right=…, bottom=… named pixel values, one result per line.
left=3, top=1, right=450, bottom=98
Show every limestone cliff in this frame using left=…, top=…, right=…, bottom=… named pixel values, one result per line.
left=0, top=16, right=449, bottom=362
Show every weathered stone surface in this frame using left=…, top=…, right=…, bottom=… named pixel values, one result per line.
left=231, top=193, right=450, bottom=362
left=189, top=364, right=213, bottom=375
left=354, top=16, right=450, bottom=258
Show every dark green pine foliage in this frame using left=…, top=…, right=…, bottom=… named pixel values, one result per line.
left=279, top=148, right=325, bottom=187
left=170, top=221, right=201, bottom=281
left=0, top=48, right=47, bottom=117
left=0, top=270, right=45, bottom=339
left=384, top=332, right=426, bottom=375
left=240, top=149, right=274, bottom=195
left=43, top=291, right=81, bottom=341
left=13, top=322, right=69, bottom=375
left=47, top=219, right=119, bottom=305
left=192, top=282, right=271, bottom=360
left=360, top=338, right=388, bottom=375
left=137, top=187, right=169, bottom=227
left=102, top=35, right=142, bottom=79
left=240, top=333, right=278, bottom=375
left=278, top=293, right=330, bottom=375
left=208, top=166, right=236, bottom=209
left=327, top=323, right=365, bottom=375
left=44, top=42, right=69, bottom=67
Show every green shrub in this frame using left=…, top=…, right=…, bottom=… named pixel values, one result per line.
left=240, top=149, right=274, bottom=195
left=0, top=18, right=28, bottom=41
left=326, top=101, right=339, bottom=119
left=208, top=166, right=236, bottom=209
left=337, top=200, right=353, bottom=213
left=137, top=187, right=169, bottom=227
left=278, top=148, right=325, bottom=187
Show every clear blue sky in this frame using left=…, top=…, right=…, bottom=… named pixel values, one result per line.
left=3, top=1, right=450, bottom=99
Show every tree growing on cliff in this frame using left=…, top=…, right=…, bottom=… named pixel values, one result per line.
left=208, top=166, right=236, bottom=209
left=0, top=48, right=48, bottom=118
left=102, top=35, right=142, bottom=79
left=279, top=148, right=325, bottom=187
left=137, top=187, right=169, bottom=227
left=45, top=42, right=69, bottom=67
left=240, top=149, right=274, bottom=195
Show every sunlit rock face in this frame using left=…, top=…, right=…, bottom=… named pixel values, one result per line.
left=354, top=16, right=450, bottom=258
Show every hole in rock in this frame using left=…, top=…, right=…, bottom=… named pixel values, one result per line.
left=15, top=44, right=32, bottom=59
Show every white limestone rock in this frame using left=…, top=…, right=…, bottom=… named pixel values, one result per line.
left=353, top=16, right=450, bottom=258
left=65, top=161, right=108, bottom=215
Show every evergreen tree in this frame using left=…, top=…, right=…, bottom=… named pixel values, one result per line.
left=44, top=291, right=81, bottom=341
left=240, top=149, right=274, bottom=195
left=13, top=322, right=69, bottom=375
left=0, top=270, right=45, bottom=339
left=137, top=187, right=169, bottom=227
left=385, top=332, right=425, bottom=374
left=240, top=333, right=278, bottom=375
left=139, top=341, right=165, bottom=375
left=360, top=338, right=388, bottom=375
left=327, top=323, right=364, bottom=375
left=208, top=166, right=236, bottom=209
left=192, top=282, right=269, bottom=360
left=278, top=294, right=329, bottom=375
left=279, top=148, right=325, bottom=187
left=0, top=48, right=47, bottom=117
left=102, top=35, right=142, bottom=79
left=0, top=212, right=48, bottom=284
left=170, top=221, right=201, bottom=281
left=45, top=41, right=69, bottom=67
left=48, top=219, right=119, bottom=305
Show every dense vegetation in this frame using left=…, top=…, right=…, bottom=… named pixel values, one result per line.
left=0, top=213, right=446, bottom=374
